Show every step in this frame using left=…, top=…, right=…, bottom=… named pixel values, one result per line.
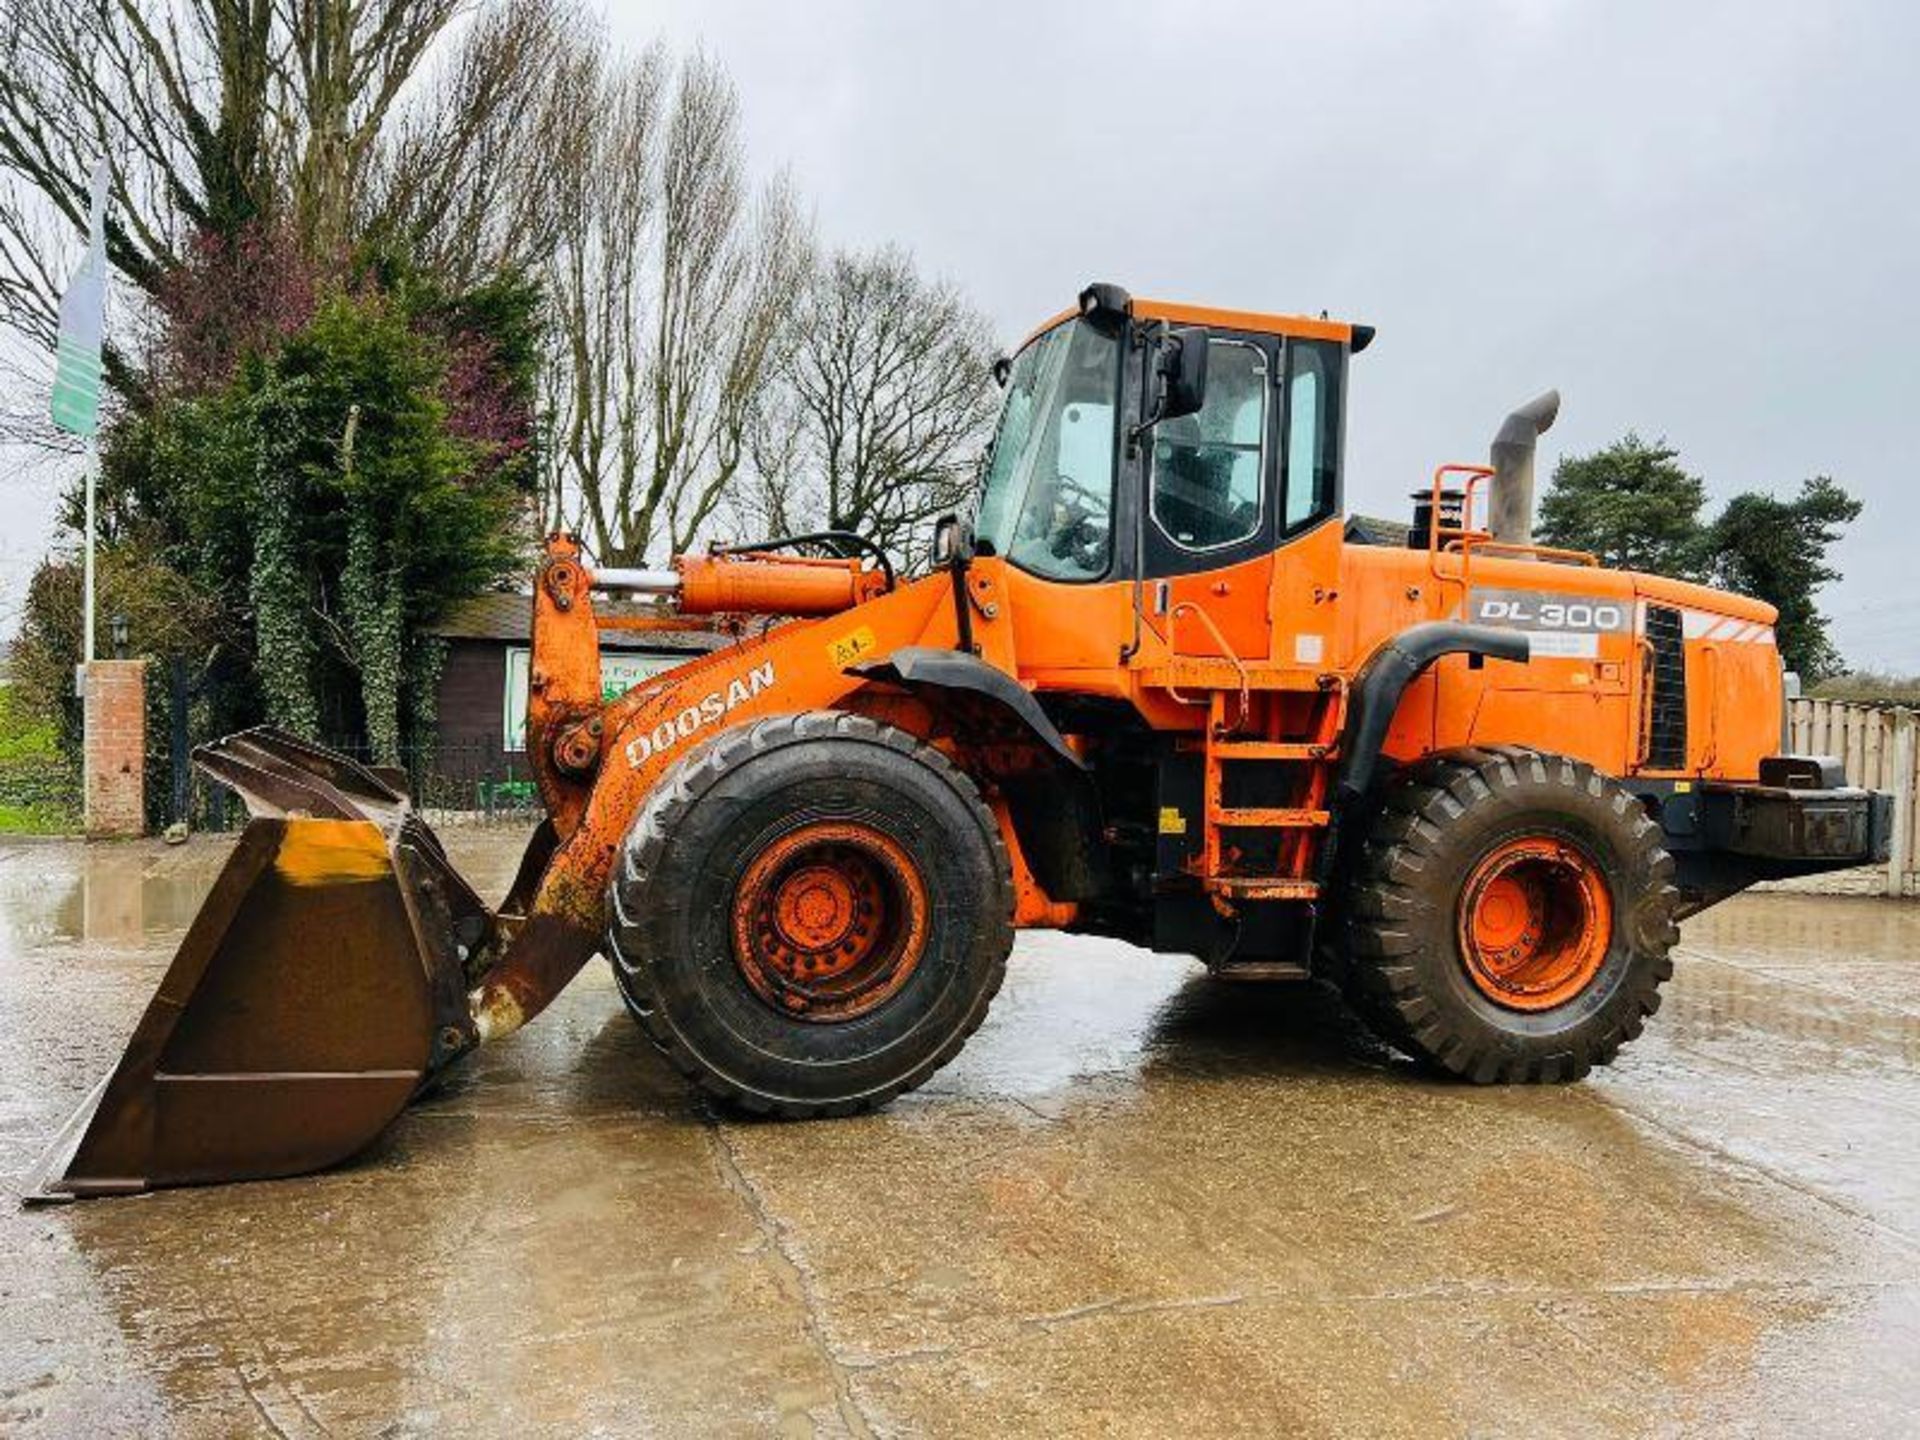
left=1204, top=877, right=1321, bottom=901
left=1210, top=741, right=1336, bottom=762
left=1139, top=660, right=1336, bottom=693
left=1213, top=807, right=1331, bottom=829
left=1212, top=960, right=1312, bottom=982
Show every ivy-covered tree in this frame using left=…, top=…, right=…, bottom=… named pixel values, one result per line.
left=15, top=258, right=538, bottom=766
left=1704, top=477, right=1862, bottom=683
left=231, top=290, right=529, bottom=758
left=0, top=0, right=580, bottom=441
left=1535, top=434, right=1708, bottom=577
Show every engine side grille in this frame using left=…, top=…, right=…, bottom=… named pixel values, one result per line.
left=1645, top=604, right=1688, bottom=769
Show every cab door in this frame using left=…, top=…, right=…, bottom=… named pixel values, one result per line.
left=1265, top=336, right=1347, bottom=670
left=1141, top=331, right=1278, bottom=660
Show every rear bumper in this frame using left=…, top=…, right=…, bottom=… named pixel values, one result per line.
left=1696, top=780, right=1892, bottom=867
left=1646, top=755, right=1892, bottom=915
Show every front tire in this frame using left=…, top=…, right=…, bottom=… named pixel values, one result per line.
left=607, top=711, right=1012, bottom=1116
left=1341, top=748, right=1679, bottom=1083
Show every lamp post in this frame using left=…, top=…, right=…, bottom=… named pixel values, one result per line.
left=110, top=613, right=129, bottom=660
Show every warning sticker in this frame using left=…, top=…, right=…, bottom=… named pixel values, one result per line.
left=827, top=625, right=877, bottom=669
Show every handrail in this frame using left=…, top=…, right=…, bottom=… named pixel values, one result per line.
left=1453, top=536, right=1602, bottom=612
left=1423, top=462, right=1602, bottom=608
left=1166, top=600, right=1251, bottom=731
left=1451, top=537, right=1601, bottom=568
left=1633, top=635, right=1656, bottom=768
left=1424, top=463, right=1495, bottom=586
left=1699, top=643, right=1720, bottom=771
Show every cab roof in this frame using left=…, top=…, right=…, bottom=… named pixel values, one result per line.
left=1020, top=287, right=1371, bottom=352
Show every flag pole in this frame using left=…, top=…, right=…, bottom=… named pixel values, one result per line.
left=54, top=160, right=109, bottom=681
left=82, top=435, right=96, bottom=667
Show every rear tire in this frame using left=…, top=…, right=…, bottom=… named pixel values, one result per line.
left=1341, top=747, right=1679, bottom=1083
left=607, top=711, right=1012, bottom=1116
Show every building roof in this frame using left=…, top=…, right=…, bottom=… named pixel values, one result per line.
left=1344, top=513, right=1411, bottom=548
left=427, top=592, right=724, bottom=653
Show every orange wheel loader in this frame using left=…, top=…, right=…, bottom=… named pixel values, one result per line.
left=30, top=283, right=1891, bottom=1199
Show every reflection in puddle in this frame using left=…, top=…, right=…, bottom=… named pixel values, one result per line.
left=3, top=834, right=1917, bottom=1434
left=0, top=841, right=220, bottom=948
left=0, top=827, right=539, bottom=951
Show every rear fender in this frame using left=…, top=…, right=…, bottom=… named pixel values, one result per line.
left=1336, top=622, right=1532, bottom=806
left=1314, top=623, right=1532, bottom=902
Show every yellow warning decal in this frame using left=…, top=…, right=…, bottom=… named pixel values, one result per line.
left=828, top=625, right=877, bottom=669
left=1158, top=807, right=1187, bottom=836
left=274, top=819, right=390, bottom=886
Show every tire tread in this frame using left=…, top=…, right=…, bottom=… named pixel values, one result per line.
left=1341, top=745, right=1678, bottom=1084
left=606, top=711, right=1013, bottom=1118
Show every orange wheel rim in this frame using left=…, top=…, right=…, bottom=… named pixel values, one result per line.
left=732, top=821, right=928, bottom=1023
left=1457, top=836, right=1613, bottom=1012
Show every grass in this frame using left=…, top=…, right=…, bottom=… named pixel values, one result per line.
left=1811, top=671, right=1920, bottom=707
left=0, top=801, right=76, bottom=834
left=0, top=684, right=78, bottom=834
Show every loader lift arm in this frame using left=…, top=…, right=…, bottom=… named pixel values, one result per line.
left=472, top=534, right=912, bottom=1042
left=31, top=532, right=922, bottom=1199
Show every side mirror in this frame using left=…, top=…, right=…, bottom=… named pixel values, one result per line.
left=1130, top=325, right=1210, bottom=446
left=1157, top=325, right=1209, bottom=422
left=932, top=513, right=974, bottom=568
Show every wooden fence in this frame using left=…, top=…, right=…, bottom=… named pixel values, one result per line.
left=1787, top=697, right=1917, bottom=896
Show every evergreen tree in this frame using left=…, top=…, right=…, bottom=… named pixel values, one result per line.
left=1536, top=434, right=1707, bottom=577
left=1704, top=477, right=1861, bottom=682
left=1538, top=436, right=1862, bottom=680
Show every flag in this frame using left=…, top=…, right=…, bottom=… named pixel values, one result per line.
left=50, top=161, right=109, bottom=439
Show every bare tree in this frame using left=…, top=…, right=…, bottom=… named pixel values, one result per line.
left=275, top=0, right=465, bottom=261
left=541, top=48, right=808, bottom=566
left=358, top=0, right=590, bottom=288
left=755, top=245, right=999, bottom=566
left=0, top=0, right=282, bottom=412
left=0, top=0, right=576, bottom=429
left=539, top=38, right=662, bottom=547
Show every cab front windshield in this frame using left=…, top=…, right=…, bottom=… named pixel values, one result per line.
left=974, top=319, right=1120, bottom=580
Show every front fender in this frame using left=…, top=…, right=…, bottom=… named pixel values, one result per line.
left=849, top=646, right=1086, bottom=770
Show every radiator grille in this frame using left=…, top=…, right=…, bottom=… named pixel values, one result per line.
left=1645, top=604, right=1688, bottom=769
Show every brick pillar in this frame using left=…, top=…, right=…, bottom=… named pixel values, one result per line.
left=84, top=659, right=148, bottom=838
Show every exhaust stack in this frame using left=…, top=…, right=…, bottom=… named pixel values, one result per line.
left=1488, top=390, right=1561, bottom=545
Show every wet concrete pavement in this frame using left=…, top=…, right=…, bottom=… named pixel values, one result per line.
left=2, top=830, right=1917, bottom=1437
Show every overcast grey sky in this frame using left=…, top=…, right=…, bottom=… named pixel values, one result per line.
left=5, top=0, right=1916, bottom=667
left=621, top=0, right=1920, bottom=669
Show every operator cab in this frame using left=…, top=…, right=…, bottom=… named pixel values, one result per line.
left=973, top=283, right=1362, bottom=585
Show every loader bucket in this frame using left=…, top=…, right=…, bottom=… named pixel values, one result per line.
left=26, top=728, right=487, bottom=1201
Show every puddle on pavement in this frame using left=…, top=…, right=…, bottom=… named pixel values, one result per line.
left=1686, top=890, right=1920, bottom=975
left=1, top=831, right=1915, bottom=1434
left=0, top=828, right=539, bottom=951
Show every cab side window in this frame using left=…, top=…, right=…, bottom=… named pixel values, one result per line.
left=1283, top=339, right=1342, bottom=531
left=1150, top=338, right=1268, bottom=551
